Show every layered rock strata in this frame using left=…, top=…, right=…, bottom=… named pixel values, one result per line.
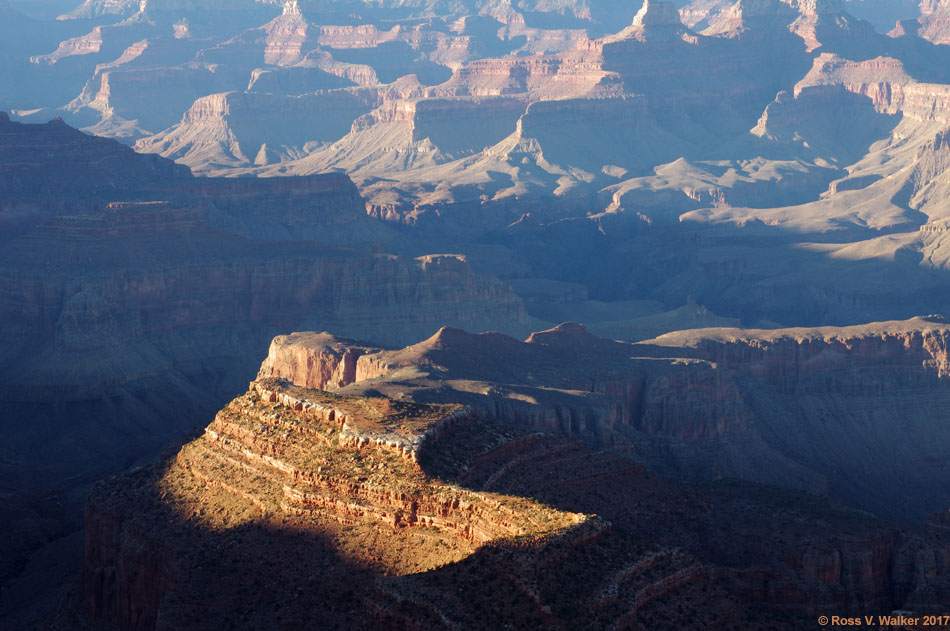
left=258, top=318, right=950, bottom=522
left=795, top=53, right=950, bottom=125
left=73, top=367, right=950, bottom=630
left=252, top=378, right=474, bottom=461
left=649, top=318, right=950, bottom=520
left=0, top=115, right=531, bottom=608
left=77, top=384, right=604, bottom=630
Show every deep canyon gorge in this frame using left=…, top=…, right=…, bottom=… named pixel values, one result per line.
left=4, top=0, right=950, bottom=628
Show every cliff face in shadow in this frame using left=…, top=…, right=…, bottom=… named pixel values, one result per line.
left=66, top=375, right=950, bottom=630
left=651, top=320, right=950, bottom=520
left=258, top=318, right=950, bottom=523
left=0, top=115, right=530, bottom=609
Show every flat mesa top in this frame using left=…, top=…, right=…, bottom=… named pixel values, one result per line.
left=647, top=315, right=950, bottom=347
left=254, top=377, right=462, bottom=438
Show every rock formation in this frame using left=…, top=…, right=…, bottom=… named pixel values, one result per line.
left=257, top=332, right=383, bottom=390
left=2, top=0, right=938, bottom=230
left=66, top=336, right=950, bottom=629
left=892, top=0, right=950, bottom=44
left=7, top=0, right=950, bottom=626
left=13, top=0, right=939, bottom=249
left=253, top=318, right=950, bottom=522
left=0, top=114, right=530, bottom=616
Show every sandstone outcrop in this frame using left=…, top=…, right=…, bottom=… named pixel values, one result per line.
left=891, top=0, right=950, bottom=44
left=0, top=116, right=531, bottom=624
left=6, top=0, right=935, bottom=230
left=9, top=1, right=950, bottom=626
left=75, top=382, right=603, bottom=630
left=257, top=332, right=382, bottom=390
left=256, top=318, right=950, bottom=522
left=70, top=346, right=950, bottom=629
left=267, top=322, right=755, bottom=443
left=795, top=53, right=950, bottom=124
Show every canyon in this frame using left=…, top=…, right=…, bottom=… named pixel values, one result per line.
left=0, top=113, right=530, bottom=627
left=12, top=0, right=950, bottom=335
left=67, top=326, right=950, bottom=629
left=256, top=317, right=950, bottom=523
left=4, top=0, right=950, bottom=628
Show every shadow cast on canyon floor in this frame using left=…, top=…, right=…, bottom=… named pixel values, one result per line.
left=66, top=459, right=386, bottom=631
left=415, top=416, right=950, bottom=623
left=67, top=445, right=822, bottom=631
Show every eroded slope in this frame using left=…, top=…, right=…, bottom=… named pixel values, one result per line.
left=260, top=318, right=950, bottom=521
left=73, top=372, right=950, bottom=630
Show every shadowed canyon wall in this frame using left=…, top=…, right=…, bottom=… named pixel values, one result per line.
left=0, top=115, right=530, bottom=612
left=258, top=319, right=950, bottom=522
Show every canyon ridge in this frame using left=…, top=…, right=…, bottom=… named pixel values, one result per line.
left=3, top=0, right=950, bottom=629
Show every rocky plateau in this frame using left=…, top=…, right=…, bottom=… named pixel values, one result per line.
left=0, top=113, right=529, bottom=627
left=257, top=318, right=950, bottom=523
left=5, top=0, right=950, bottom=628
left=64, top=329, right=950, bottom=629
